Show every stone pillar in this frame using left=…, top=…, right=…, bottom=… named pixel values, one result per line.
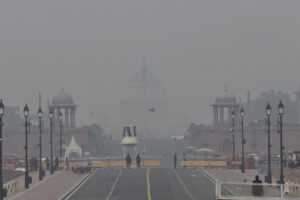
left=220, top=106, right=224, bottom=126
left=70, top=107, right=76, bottom=128
left=213, top=106, right=218, bottom=126
left=65, top=108, right=69, bottom=127
left=228, top=106, right=232, bottom=125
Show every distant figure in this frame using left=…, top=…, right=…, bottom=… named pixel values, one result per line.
left=65, top=158, right=69, bottom=171
left=125, top=154, right=132, bottom=168
left=173, top=153, right=177, bottom=169
left=136, top=154, right=141, bottom=168
left=183, top=153, right=187, bottom=168
left=46, top=157, right=50, bottom=171
left=34, top=157, right=38, bottom=171
left=252, top=175, right=264, bottom=197
left=55, top=157, right=59, bottom=171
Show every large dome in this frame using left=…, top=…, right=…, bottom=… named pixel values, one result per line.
left=215, top=87, right=237, bottom=105
left=52, top=89, right=74, bottom=105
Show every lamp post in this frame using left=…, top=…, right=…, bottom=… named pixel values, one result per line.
left=23, top=104, right=29, bottom=189
left=277, top=100, right=285, bottom=184
left=265, top=103, right=272, bottom=184
left=0, top=100, right=4, bottom=200
left=240, top=107, right=245, bottom=173
left=49, top=109, right=54, bottom=175
left=231, top=110, right=235, bottom=160
left=38, top=107, right=43, bottom=181
left=59, top=112, right=63, bottom=159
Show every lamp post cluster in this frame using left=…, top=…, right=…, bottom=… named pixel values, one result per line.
left=230, top=101, right=285, bottom=183
left=20, top=104, right=64, bottom=189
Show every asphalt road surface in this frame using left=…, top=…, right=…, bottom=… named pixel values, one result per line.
left=67, top=168, right=215, bottom=200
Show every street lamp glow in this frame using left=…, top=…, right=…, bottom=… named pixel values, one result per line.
left=231, top=110, right=235, bottom=120
left=0, top=99, right=4, bottom=117
left=59, top=112, right=63, bottom=121
left=49, top=109, right=53, bottom=119
left=23, top=104, right=29, bottom=118
left=38, top=106, right=43, bottom=119
left=240, top=107, right=245, bottom=118
left=278, top=100, right=284, bottom=115
left=266, top=103, right=271, bottom=117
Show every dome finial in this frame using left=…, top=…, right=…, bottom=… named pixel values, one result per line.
left=224, top=85, right=228, bottom=91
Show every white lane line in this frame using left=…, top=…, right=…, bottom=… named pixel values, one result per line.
left=105, top=169, right=123, bottom=200
left=173, top=170, right=196, bottom=200
left=197, top=169, right=216, bottom=184
left=63, top=170, right=97, bottom=200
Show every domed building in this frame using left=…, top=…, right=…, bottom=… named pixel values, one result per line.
left=121, top=65, right=170, bottom=137
left=49, top=88, right=77, bottom=128
left=211, top=87, right=239, bottom=127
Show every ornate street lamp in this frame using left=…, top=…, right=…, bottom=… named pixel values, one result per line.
left=23, top=104, right=30, bottom=189
left=49, top=109, right=54, bottom=175
left=0, top=100, right=4, bottom=200
left=240, top=107, right=245, bottom=173
left=277, top=100, right=285, bottom=184
left=59, top=112, right=63, bottom=159
left=265, top=103, right=272, bottom=183
left=38, top=106, right=43, bottom=181
left=231, top=109, right=235, bottom=160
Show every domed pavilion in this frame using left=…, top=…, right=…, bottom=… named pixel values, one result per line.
left=49, top=88, right=77, bottom=128
left=211, top=87, right=239, bottom=127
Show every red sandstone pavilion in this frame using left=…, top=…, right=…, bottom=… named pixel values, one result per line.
left=188, top=87, right=300, bottom=157
left=2, top=89, right=103, bottom=168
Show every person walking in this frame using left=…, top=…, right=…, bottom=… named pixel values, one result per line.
left=46, top=157, right=50, bottom=171
left=65, top=158, right=69, bottom=171
left=125, top=154, right=132, bottom=168
left=252, top=175, right=264, bottom=197
left=173, top=153, right=177, bottom=169
left=136, top=154, right=141, bottom=168
left=55, top=156, right=59, bottom=171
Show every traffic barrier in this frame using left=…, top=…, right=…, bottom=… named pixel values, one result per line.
left=180, top=161, right=227, bottom=167
left=3, top=181, right=18, bottom=196
left=284, top=182, right=300, bottom=197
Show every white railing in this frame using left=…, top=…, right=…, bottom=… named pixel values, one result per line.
left=216, top=181, right=300, bottom=200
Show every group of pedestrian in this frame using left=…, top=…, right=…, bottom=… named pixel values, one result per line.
left=125, top=153, right=141, bottom=168
left=30, top=157, right=38, bottom=172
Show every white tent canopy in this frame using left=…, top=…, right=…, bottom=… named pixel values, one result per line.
left=64, top=136, right=83, bottom=159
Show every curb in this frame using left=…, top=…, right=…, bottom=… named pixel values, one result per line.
left=58, top=170, right=96, bottom=200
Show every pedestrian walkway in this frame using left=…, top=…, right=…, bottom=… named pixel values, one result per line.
left=7, top=171, right=86, bottom=200
left=203, top=168, right=276, bottom=183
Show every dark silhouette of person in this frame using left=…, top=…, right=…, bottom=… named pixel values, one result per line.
left=55, top=156, right=59, bottom=171
left=173, top=153, right=177, bottom=169
left=65, top=158, right=69, bottom=171
left=136, top=154, right=141, bottom=168
left=125, top=154, right=132, bottom=168
left=252, top=175, right=264, bottom=197
left=46, top=157, right=50, bottom=171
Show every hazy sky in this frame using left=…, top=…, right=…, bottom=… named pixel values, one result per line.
left=1, top=0, right=300, bottom=132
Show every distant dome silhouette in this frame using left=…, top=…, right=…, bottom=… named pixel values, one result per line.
left=52, top=88, right=74, bottom=105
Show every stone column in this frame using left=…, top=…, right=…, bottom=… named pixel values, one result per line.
left=213, top=106, right=218, bottom=126
left=228, top=106, right=232, bottom=125
left=65, top=108, right=69, bottom=127
left=70, top=107, right=76, bottom=128
left=220, top=106, right=224, bottom=126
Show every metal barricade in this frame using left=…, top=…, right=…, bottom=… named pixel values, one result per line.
left=179, top=155, right=227, bottom=168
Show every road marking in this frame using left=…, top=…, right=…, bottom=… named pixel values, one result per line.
left=62, top=170, right=96, bottom=200
left=147, top=168, right=152, bottom=200
left=173, top=170, right=196, bottom=200
left=105, top=169, right=123, bottom=200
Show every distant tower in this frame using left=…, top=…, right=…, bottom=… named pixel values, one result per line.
left=39, top=92, right=42, bottom=107
left=246, top=91, right=253, bottom=123
left=294, top=86, right=300, bottom=124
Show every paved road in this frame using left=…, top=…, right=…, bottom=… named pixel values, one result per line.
left=67, top=168, right=215, bottom=200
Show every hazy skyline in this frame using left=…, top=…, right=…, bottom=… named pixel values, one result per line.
left=1, top=0, right=300, bottom=133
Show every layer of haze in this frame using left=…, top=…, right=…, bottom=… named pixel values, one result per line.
left=1, top=0, right=300, bottom=134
